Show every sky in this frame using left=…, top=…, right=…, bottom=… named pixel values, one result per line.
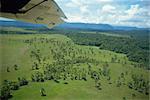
left=55, top=0, right=150, bottom=28
left=0, top=0, right=149, bottom=28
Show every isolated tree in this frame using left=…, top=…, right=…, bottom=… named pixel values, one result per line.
left=122, top=97, right=126, bottom=100
left=102, top=65, right=110, bottom=77
left=91, top=71, right=100, bottom=88
left=128, top=82, right=133, bottom=89
left=82, top=72, right=87, bottom=81
left=111, top=57, right=116, bottom=63
left=132, top=93, right=136, bottom=97
left=121, top=73, right=124, bottom=78
left=96, top=82, right=102, bottom=90
left=14, top=64, right=18, bottom=70
left=98, top=68, right=102, bottom=76
left=88, top=64, right=92, bottom=75
left=40, top=88, right=46, bottom=96
left=7, top=67, right=10, bottom=72
left=116, top=77, right=121, bottom=87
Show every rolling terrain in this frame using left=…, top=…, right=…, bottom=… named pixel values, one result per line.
left=0, top=33, right=149, bottom=100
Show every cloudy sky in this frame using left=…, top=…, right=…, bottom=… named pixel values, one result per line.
left=55, top=0, right=150, bottom=28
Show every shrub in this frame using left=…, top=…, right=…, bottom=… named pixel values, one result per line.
left=18, top=77, right=28, bottom=86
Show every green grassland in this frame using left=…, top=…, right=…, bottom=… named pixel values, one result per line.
left=0, top=34, right=149, bottom=100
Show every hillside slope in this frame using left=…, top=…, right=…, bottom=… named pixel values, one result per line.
left=0, top=34, right=149, bottom=100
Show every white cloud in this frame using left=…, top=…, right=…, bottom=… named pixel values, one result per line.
left=80, top=6, right=89, bottom=13
left=70, top=0, right=82, bottom=6
left=65, top=14, right=83, bottom=23
left=65, top=13, right=100, bottom=24
left=96, top=4, right=150, bottom=27
left=101, top=5, right=116, bottom=14
left=65, top=2, right=77, bottom=8
left=65, top=0, right=89, bottom=12
left=96, top=0, right=113, bottom=3
left=56, top=0, right=150, bottom=27
left=122, top=6, right=149, bottom=27
left=125, top=4, right=139, bottom=18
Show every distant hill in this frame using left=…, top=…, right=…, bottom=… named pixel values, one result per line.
left=113, top=26, right=142, bottom=31
left=55, top=22, right=148, bottom=31
left=55, top=23, right=114, bottom=31
left=0, top=20, right=149, bottom=31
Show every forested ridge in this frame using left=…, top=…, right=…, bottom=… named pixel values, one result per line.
left=65, top=32, right=149, bottom=70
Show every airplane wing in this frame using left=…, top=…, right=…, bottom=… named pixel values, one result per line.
left=0, top=0, right=67, bottom=28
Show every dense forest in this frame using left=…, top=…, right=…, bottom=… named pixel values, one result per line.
left=65, top=32, right=149, bottom=70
